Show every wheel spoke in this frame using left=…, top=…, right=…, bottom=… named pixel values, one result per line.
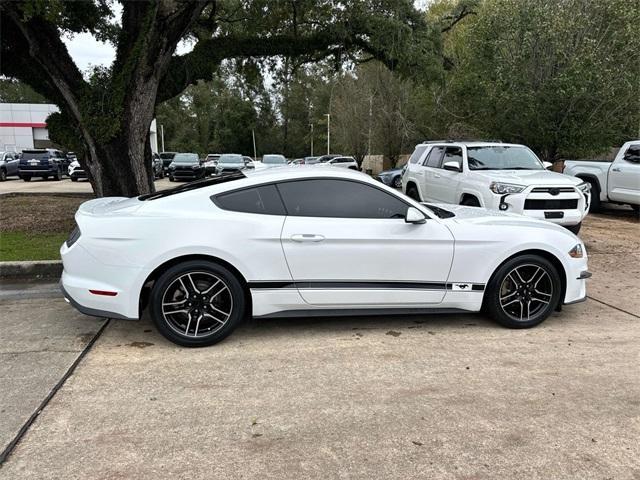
left=209, top=303, right=231, bottom=317
left=163, top=298, right=187, bottom=307
left=201, top=279, right=221, bottom=295
left=507, top=273, right=521, bottom=288
left=208, top=285, right=229, bottom=303
left=193, top=314, right=203, bottom=337
left=519, top=301, right=523, bottom=321
left=502, top=298, right=520, bottom=307
left=527, top=267, right=541, bottom=284
left=203, top=312, right=226, bottom=325
left=534, top=271, right=549, bottom=289
left=186, top=273, right=201, bottom=293
left=164, top=309, right=189, bottom=315
left=184, top=312, right=193, bottom=334
left=514, top=269, right=527, bottom=285
left=531, top=296, right=550, bottom=304
left=534, top=288, right=552, bottom=298
left=526, top=300, right=531, bottom=320
left=500, top=291, right=518, bottom=302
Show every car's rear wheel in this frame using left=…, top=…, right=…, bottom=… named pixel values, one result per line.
left=149, top=260, right=246, bottom=347
left=393, top=176, right=402, bottom=188
left=71, top=176, right=78, bottom=182
left=0, top=169, right=6, bottom=181
left=52, top=167, right=62, bottom=181
left=169, top=175, right=175, bottom=182
left=485, top=254, right=561, bottom=329
left=585, top=179, right=601, bottom=212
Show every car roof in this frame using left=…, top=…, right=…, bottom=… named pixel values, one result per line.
left=419, top=141, right=525, bottom=148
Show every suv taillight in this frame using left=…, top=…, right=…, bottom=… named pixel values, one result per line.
left=67, top=225, right=81, bottom=247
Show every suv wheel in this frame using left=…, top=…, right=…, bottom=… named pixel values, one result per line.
left=461, top=196, right=481, bottom=207
left=393, top=176, right=402, bottom=188
left=21, top=176, right=31, bottom=182
left=53, top=167, right=62, bottom=181
left=149, top=260, right=246, bottom=347
left=406, top=185, right=421, bottom=201
left=0, top=168, right=6, bottom=182
left=485, top=254, right=561, bottom=329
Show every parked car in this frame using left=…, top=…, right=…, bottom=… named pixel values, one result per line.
left=316, top=154, right=342, bottom=164
left=302, top=156, right=320, bottom=164
left=159, top=152, right=178, bottom=172
left=322, top=156, right=359, bottom=170
left=203, top=154, right=221, bottom=176
left=402, top=141, right=590, bottom=234
left=261, top=154, right=288, bottom=168
left=215, top=153, right=253, bottom=174
left=18, top=148, right=66, bottom=181
left=61, top=168, right=589, bottom=347
left=563, top=140, right=640, bottom=213
left=62, top=152, right=76, bottom=172
left=167, top=153, right=204, bottom=182
left=377, top=164, right=406, bottom=188
left=151, top=152, right=164, bottom=179
left=68, top=159, right=88, bottom=181
left=0, top=151, right=19, bottom=181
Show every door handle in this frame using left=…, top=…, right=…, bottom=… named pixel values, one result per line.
left=290, top=234, right=325, bottom=243
left=611, top=167, right=621, bottom=172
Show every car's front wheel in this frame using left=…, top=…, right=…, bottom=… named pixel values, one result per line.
left=393, top=176, right=402, bottom=189
left=406, top=185, right=421, bottom=201
left=485, top=254, right=561, bottom=329
left=0, top=169, right=6, bottom=181
left=149, top=260, right=246, bottom=347
left=169, top=175, right=175, bottom=182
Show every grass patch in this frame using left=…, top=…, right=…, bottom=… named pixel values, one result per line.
left=0, top=231, right=68, bottom=261
left=0, top=193, right=92, bottom=261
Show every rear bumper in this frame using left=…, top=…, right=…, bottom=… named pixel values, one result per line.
left=60, top=283, right=136, bottom=320
left=70, top=169, right=88, bottom=179
left=18, top=165, right=59, bottom=177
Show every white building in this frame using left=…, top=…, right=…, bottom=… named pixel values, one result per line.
left=0, top=102, right=159, bottom=153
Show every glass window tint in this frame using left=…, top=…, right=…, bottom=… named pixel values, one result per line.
left=215, top=185, right=285, bottom=215
left=277, top=179, right=408, bottom=219
left=442, top=147, right=462, bottom=168
left=623, top=146, right=640, bottom=163
left=408, top=145, right=428, bottom=164
left=425, top=147, right=445, bottom=168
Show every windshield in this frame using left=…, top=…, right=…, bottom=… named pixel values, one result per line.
left=219, top=154, right=243, bottom=164
left=206, top=155, right=220, bottom=161
left=262, top=154, right=286, bottom=164
left=172, top=153, right=198, bottom=163
left=160, top=152, right=176, bottom=159
left=22, top=151, right=49, bottom=160
left=467, top=146, right=543, bottom=170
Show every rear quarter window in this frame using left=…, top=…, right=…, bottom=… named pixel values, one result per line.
left=213, top=185, right=286, bottom=215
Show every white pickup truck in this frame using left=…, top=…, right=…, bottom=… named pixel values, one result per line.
left=402, top=141, right=591, bottom=234
left=563, top=140, right=640, bottom=213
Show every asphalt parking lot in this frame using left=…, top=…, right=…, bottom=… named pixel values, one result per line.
left=0, top=208, right=638, bottom=479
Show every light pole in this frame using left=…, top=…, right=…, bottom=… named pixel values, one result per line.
left=324, top=113, right=330, bottom=155
left=160, top=124, right=165, bottom=152
left=309, top=123, right=314, bottom=156
left=252, top=129, right=257, bottom=161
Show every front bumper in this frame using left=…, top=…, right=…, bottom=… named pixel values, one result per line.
left=486, top=188, right=590, bottom=226
left=69, top=168, right=88, bottom=179
left=170, top=169, right=204, bottom=179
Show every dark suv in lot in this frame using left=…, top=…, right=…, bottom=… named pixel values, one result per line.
left=167, top=153, right=205, bottom=181
left=18, top=149, right=66, bottom=181
left=159, top=152, right=178, bottom=172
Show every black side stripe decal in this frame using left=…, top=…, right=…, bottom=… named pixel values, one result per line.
left=248, top=281, right=485, bottom=291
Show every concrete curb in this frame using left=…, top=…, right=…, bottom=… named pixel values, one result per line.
left=0, top=260, right=62, bottom=280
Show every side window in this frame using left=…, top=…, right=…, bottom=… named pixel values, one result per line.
left=623, top=146, right=640, bottom=163
left=442, top=147, right=463, bottom=169
left=214, top=184, right=286, bottom=215
left=277, top=179, right=408, bottom=219
left=408, top=145, right=428, bottom=164
left=425, top=147, right=445, bottom=168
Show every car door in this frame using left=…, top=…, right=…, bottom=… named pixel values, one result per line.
left=608, top=145, right=640, bottom=204
left=429, top=146, right=463, bottom=204
left=418, top=146, right=446, bottom=202
left=278, top=178, right=455, bottom=306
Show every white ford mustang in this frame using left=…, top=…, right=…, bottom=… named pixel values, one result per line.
left=60, top=167, right=590, bottom=347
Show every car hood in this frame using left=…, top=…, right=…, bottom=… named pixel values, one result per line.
left=78, top=197, right=143, bottom=216
left=431, top=203, right=568, bottom=232
left=472, top=169, right=582, bottom=186
left=169, top=162, right=200, bottom=167
left=379, top=167, right=403, bottom=175
left=217, top=162, right=244, bottom=168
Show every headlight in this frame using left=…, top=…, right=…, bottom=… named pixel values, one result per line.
left=568, top=244, right=584, bottom=258
left=489, top=182, right=526, bottom=194
left=577, top=182, right=590, bottom=193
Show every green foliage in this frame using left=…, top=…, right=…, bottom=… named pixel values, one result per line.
left=0, top=78, right=47, bottom=103
left=428, top=0, right=640, bottom=159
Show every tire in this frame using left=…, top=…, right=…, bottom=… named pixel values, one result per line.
left=406, top=185, right=421, bottom=201
left=631, top=204, right=639, bottom=215
left=0, top=169, right=6, bottom=182
left=159, top=170, right=164, bottom=179
left=461, top=196, right=481, bottom=207
left=393, top=176, right=402, bottom=189
left=169, top=175, right=175, bottom=182
left=485, top=254, right=562, bottom=329
left=71, top=176, right=78, bottom=182
left=52, top=168, right=62, bottom=181
left=585, top=179, right=601, bottom=212
left=149, top=260, right=246, bottom=347
left=566, top=223, right=582, bottom=235
left=21, top=176, right=31, bottom=182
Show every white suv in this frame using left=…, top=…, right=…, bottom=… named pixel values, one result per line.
left=402, top=141, right=591, bottom=234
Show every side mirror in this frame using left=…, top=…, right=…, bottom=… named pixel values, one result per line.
left=442, top=161, right=461, bottom=172
left=405, top=207, right=426, bottom=224
left=543, top=161, right=553, bottom=170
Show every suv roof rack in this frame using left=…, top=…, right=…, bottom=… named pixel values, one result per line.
left=421, top=139, right=503, bottom=144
